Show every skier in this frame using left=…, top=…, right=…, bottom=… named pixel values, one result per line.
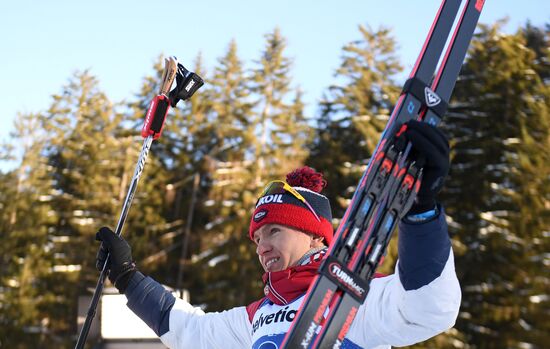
left=96, top=120, right=460, bottom=348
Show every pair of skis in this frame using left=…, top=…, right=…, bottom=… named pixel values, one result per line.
left=281, top=0, right=485, bottom=348
left=75, top=57, right=203, bottom=349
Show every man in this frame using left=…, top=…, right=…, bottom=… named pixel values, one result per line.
left=96, top=120, right=460, bottom=348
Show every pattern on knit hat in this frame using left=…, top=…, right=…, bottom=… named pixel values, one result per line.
left=249, top=167, right=333, bottom=245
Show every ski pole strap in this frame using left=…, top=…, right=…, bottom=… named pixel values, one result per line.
left=402, top=77, right=449, bottom=119
left=141, top=95, right=170, bottom=139
left=169, top=64, right=205, bottom=107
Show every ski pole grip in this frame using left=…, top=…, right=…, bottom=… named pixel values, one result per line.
left=142, top=94, right=170, bottom=139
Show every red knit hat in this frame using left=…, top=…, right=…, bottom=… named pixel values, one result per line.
left=249, top=167, right=333, bottom=245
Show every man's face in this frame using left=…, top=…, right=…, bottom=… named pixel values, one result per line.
left=253, top=224, right=316, bottom=272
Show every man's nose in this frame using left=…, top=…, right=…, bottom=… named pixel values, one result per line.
left=256, top=240, right=272, bottom=255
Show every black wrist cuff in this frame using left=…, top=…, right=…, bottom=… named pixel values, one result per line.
left=114, top=262, right=137, bottom=293
left=407, top=198, right=437, bottom=215
left=404, top=204, right=440, bottom=224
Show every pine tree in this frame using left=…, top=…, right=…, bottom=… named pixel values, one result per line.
left=437, top=22, right=550, bottom=348
left=0, top=113, right=55, bottom=347
left=122, top=55, right=206, bottom=288
left=308, top=25, right=403, bottom=276
left=184, top=40, right=264, bottom=309
left=188, top=29, right=313, bottom=310
left=32, top=71, right=128, bottom=346
left=523, top=22, right=550, bottom=83
left=308, top=25, right=403, bottom=220
left=251, top=27, right=310, bottom=183
left=208, top=40, right=256, bottom=163
left=185, top=30, right=312, bottom=310
left=513, top=23, right=550, bottom=347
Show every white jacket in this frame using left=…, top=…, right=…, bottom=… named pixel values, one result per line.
left=125, top=209, right=460, bottom=349
left=159, top=250, right=459, bottom=349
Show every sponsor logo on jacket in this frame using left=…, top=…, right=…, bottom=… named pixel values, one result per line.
left=252, top=306, right=297, bottom=335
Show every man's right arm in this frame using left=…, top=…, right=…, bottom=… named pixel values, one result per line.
left=124, top=272, right=252, bottom=349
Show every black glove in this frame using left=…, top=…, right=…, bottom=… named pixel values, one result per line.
left=96, top=227, right=137, bottom=293
left=401, top=120, right=450, bottom=214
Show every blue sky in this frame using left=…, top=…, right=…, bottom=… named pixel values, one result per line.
left=0, top=0, right=548, bottom=157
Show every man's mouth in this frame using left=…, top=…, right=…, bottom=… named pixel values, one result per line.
left=265, top=257, right=280, bottom=269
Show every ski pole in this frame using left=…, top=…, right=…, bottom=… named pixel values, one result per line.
left=75, top=57, right=203, bottom=349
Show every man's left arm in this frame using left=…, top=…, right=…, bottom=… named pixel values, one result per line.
left=399, top=204, right=452, bottom=290
left=346, top=206, right=461, bottom=348
left=397, top=205, right=461, bottom=330
left=346, top=121, right=461, bottom=346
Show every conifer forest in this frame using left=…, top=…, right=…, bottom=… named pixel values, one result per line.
left=0, top=20, right=548, bottom=348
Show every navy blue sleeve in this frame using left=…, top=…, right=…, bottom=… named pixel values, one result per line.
left=397, top=205, right=451, bottom=291
left=124, top=271, right=176, bottom=336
